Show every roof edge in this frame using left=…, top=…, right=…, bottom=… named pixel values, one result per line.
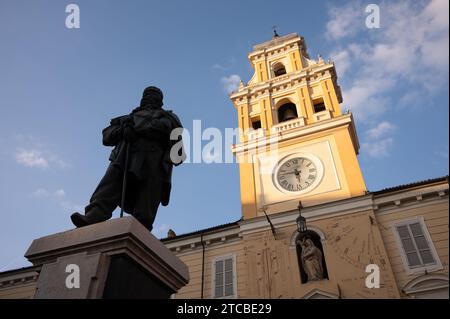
left=371, top=175, right=449, bottom=195
left=160, top=219, right=241, bottom=243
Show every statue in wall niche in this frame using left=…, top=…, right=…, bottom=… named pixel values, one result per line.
left=70, top=86, right=186, bottom=231
left=297, top=236, right=324, bottom=281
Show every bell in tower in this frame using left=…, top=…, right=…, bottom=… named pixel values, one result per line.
left=278, top=103, right=298, bottom=123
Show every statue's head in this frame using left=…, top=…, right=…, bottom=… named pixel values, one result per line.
left=306, top=238, right=315, bottom=247
left=140, top=86, right=164, bottom=108
left=297, top=235, right=306, bottom=246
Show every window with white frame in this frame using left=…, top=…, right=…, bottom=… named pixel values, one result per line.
left=212, top=255, right=236, bottom=298
left=393, top=218, right=442, bottom=273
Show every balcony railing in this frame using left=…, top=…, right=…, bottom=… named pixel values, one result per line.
left=271, top=117, right=306, bottom=133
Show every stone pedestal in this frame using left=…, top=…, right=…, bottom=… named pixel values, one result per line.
left=24, top=216, right=189, bottom=299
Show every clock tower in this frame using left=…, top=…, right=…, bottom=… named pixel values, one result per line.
left=230, top=33, right=367, bottom=220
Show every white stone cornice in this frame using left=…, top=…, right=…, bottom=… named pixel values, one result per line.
left=373, top=184, right=449, bottom=216
left=250, top=33, right=302, bottom=56
left=229, top=63, right=336, bottom=101
left=231, top=113, right=356, bottom=155
left=373, top=183, right=448, bottom=207
left=375, top=196, right=449, bottom=217
left=172, top=239, right=242, bottom=258
left=163, top=225, right=241, bottom=252
left=239, top=194, right=374, bottom=236
left=266, top=46, right=304, bottom=61
left=0, top=268, right=40, bottom=287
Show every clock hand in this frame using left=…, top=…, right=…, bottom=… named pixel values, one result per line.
left=294, top=168, right=302, bottom=182
left=280, top=168, right=302, bottom=176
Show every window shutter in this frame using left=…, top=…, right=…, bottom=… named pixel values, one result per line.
left=214, top=260, right=224, bottom=298
left=214, top=257, right=234, bottom=298
left=409, top=222, right=435, bottom=265
left=396, top=221, right=435, bottom=269
left=224, top=258, right=233, bottom=296
left=396, top=225, right=421, bottom=267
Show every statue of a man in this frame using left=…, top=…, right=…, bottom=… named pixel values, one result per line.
left=298, top=236, right=324, bottom=281
left=70, top=86, right=185, bottom=231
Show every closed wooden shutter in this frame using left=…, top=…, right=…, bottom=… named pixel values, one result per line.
left=396, top=222, right=435, bottom=268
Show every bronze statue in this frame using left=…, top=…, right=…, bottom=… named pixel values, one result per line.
left=297, top=236, right=324, bottom=281
left=71, top=86, right=185, bottom=231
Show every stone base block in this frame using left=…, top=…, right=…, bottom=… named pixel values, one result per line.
left=24, top=216, right=189, bottom=299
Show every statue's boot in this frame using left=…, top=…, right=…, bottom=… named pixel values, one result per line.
left=70, top=213, right=88, bottom=227
left=70, top=211, right=109, bottom=228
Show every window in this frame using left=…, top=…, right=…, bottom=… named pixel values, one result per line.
left=393, top=218, right=442, bottom=274
left=313, top=99, right=326, bottom=113
left=212, top=255, right=236, bottom=298
left=251, top=117, right=262, bottom=130
left=273, top=63, right=286, bottom=77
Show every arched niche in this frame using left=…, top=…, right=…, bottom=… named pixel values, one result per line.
left=293, top=230, right=329, bottom=284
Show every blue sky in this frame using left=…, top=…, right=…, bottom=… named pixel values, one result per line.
left=0, top=0, right=448, bottom=270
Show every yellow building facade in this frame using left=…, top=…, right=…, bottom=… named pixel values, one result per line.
left=0, top=33, right=448, bottom=299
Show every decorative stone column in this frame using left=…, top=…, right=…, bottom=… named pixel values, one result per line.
left=25, top=216, right=189, bottom=299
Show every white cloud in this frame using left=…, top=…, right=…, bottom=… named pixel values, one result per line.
left=362, top=137, right=394, bottom=158
left=326, top=0, right=449, bottom=121
left=330, top=50, right=351, bottom=77
left=221, top=74, right=241, bottom=94
left=326, top=2, right=363, bottom=40
left=366, top=121, right=396, bottom=140
left=14, top=145, right=68, bottom=169
left=55, top=189, right=66, bottom=198
left=16, top=149, right=49, bottom=168
left=212, top=63, right=227, bottom=71
left=362, top=122, right=397, bottom=158
left=343, top=77, right=393, bottom=120
left=212, top=58, right=236, bottom=72
left=397, top=91, right=423, bottom=109
left=32, top=188, right=82, bottom=212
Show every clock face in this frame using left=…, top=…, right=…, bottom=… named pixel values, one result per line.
left=275, top=157, right=318, bottom=193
